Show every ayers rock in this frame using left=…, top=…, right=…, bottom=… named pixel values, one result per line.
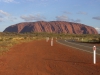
left=3, top=21, right=98, bottom=34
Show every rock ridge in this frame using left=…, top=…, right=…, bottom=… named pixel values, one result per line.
left=3, top=21, right=98, bottom=34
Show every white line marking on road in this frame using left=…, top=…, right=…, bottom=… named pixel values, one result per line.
left=65, top=40, right=100, bottom=50
left=56, top=40, right=100, bottom=55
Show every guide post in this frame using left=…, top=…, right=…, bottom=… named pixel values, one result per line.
left=93, top=46, right=96, bottom=64
left=51, top=37, right=53, bottom=46
left=46, top=37, right=49, bottom=42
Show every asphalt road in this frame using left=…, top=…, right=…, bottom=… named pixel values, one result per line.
left=57, top=39, right=100, bottom=55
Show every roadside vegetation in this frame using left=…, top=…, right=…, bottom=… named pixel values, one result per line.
left=0, top=32, right=100, bottom=55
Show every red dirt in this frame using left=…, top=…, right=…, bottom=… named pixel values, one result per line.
left=0, top=39, right=100, bottom=75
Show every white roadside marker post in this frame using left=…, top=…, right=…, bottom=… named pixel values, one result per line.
left=46, top=37, right=49, bottom=42
left=93, top=46, right=96, bottom=64
left=51, top=37, right=53, bottom=46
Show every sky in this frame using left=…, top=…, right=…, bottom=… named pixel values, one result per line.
left=0, top=0, right=100, bottom=33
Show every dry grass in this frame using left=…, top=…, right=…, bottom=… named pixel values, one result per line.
left=0, top=36, right=40, bottom=55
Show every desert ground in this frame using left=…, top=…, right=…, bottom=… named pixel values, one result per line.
left=0, top=39, right=100, bottom=75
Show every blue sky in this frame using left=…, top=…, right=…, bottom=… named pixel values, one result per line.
left=0, top=0, right=100, bottom=33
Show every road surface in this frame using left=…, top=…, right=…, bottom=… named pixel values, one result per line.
left=0, top=40, right=100, bottom=75
left=57, top=39, right=100, bottom=55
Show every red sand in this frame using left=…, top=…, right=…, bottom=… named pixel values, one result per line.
left=0, top=39, right=100, bottom=75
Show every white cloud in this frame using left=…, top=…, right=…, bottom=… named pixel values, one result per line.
left=63, top=11, right=72, bottom=14
left=95, top=27, right=100, bottom=33
left=8, top=16, right=17, bottom=22
left=0, top=18, right=3, bottom=22
left=0, top=10, right=10, bottom=22
left=4, top=0, right=14, bottom=3
left=20, top=14, right=46, bottom=22
left=77, top=12, right=88, bottom=15
left=56, top=15, right=69, bottom=21
left=0, top=0, right=19, bottom=3
left=56, top=15, right=81, bottom=23
left=0, top=10, right=17, bottom=22
left=26, top=0, right=35, bottom=2
left=93, top=16, right=100, bottom=20
left=20, top=15, right=34, bottom=21
left=70, top=19, right=81, bottom=23
left=0, top=10, right=10, bottom=16
left=0, top=0, right=14, bottom=3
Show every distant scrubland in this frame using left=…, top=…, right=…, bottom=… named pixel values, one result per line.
left=0, top=32, right=100, bottom=55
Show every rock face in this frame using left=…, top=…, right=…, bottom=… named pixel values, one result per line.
left=3, top=21, right=98, bottom=34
